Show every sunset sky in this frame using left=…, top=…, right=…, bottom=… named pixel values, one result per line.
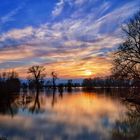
left=0, top=0, right=139, bottom=78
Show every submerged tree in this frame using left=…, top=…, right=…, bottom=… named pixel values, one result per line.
left=51, top=72, right=57, bottom=88
left=28, top=65, right=46, bottom=90
left=67, top=79, right=73, bottom=92
left=112, top=11, right=140, bottom=82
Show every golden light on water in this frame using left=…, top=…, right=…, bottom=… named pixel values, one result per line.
left=0, top=92, right=128, bottom=140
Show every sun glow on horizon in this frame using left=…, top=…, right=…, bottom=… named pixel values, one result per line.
left=84, top=70, right=93, bottom=76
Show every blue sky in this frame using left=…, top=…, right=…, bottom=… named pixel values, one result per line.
left=0, top=0, right=139, bottom=78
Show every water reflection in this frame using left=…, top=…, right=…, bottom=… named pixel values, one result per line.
left=0, top=94, right=19, bottom=117
left=111, top=104, right=140, bottom=140
left=29, top=91, right=41, bottom=113
left=0, top=89, right=140, bottom=140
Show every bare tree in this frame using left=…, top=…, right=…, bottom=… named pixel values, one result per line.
left=28, top=65, right=46, bottom=90
left=112, top=11, right=140, bottom=81
left=51, top=72, right=57, bottom=88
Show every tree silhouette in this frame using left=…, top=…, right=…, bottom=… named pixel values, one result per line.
left=67, top=79, right=73, bottom=92
left=6, top=71, right=21, bottom=92
left=51, top=72, right=57, bottom=88
left=28, top=65, right=45, bottom=90
left=112, top=11, right=140, bottom=82
left=0, top=71, right=20, bottom=93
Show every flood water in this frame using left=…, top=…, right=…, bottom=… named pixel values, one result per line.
left=0, top=88, right=140, bottom=140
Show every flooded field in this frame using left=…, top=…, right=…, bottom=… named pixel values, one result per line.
left=0, top=88, right=140, bottom=140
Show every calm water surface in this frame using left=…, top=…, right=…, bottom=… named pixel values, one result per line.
left=0, top=88, right=140, bottom=140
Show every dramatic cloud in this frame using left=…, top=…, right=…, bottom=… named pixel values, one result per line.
left=0, top=0, right=139, bottom=78
left=0, top=27, right=34, bottom=41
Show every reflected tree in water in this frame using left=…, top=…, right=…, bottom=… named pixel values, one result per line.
left=0, top=94, right=19, bottom=117
left=111, top=104, right=140, bottom=140
left=51, top=87, right=57, bottom=107
left=29, top=92, right=41, bottom=113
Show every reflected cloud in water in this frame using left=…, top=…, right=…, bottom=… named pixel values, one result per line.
left=0, top=89, right=139, bottom=140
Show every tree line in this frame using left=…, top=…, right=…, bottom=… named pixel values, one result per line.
left=0, top=66, right=80, bottom=93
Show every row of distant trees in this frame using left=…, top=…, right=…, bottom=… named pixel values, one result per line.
left=0, top=65, right=80, bottom=93
left=82, top=77, right=139, bottom=89
left=26, top=66, right=80, bottom=90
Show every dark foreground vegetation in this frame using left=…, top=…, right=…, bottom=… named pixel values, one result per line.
left=112, top=11, right=140, bottom=81
left=0, top=71, right=20, bottom=93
